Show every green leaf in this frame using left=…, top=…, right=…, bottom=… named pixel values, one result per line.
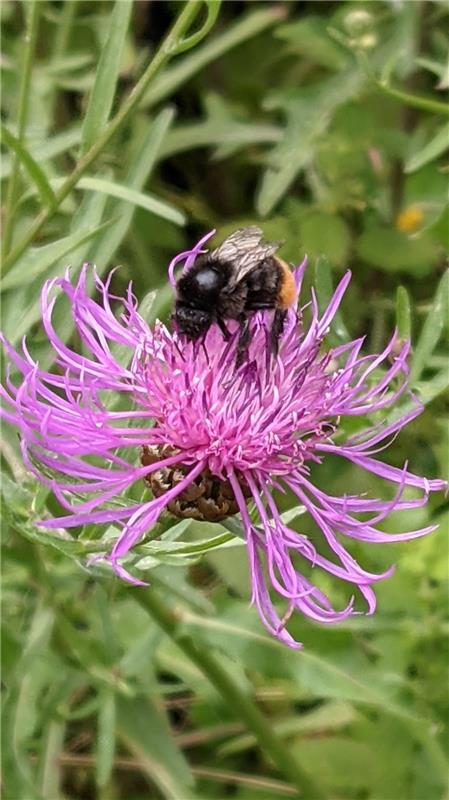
left=37, top=720, right=65, bottom=800
left=357, top=224, right=437, bottom=276
left=276, top=17, right=349, bottom=70
left=134, top=531, right=243, bottom=571
left=396, top=285, right=412, bottom=341
left=180, top=607, right=430, bottom=725
left=11, top=603, right=55, bottom=793
left=410, top=270, right=449, bottom=384
left=279, top=505, right=307, bottom=524
left=161, top=119, right=282, bottom=160
left=314, top=255, right=350, bottom=344
left=415, top=368, right=449, bottom=404
left=80, top=0, right=133, bottom=156
left=77, top=176, right=186, bottom=226
left=291, top=736, right=379, bottom=792
left=257, top=70, right=364, bottom=216
left=405, top=122, right=449, bottom=173
left=221, top=516, right=247, bottom=540
left=88, top=106, right=176, bottom=268
left=416, top=56, right=449, bottom=89
left=0, top=126, right=81, bottom=180
left=40, top=192, right=109, bottom=371
left=0, top=219, right=112, bottom=296
left=96, top=689, right=116, bottom=789
left=1, top=124, right=57, bottom=209
left=219, top=700, right=357, bottom=756
left=117, top=696, right=195, bottom=799
left=46, top=52, right=94, bottom=76
left=302, top=212, right=351, bottom=267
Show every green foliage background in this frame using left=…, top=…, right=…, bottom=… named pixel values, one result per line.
left=1, top=2, right=448, bottom=799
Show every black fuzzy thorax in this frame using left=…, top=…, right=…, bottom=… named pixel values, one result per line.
left=178, top=255, right=282, bottom=318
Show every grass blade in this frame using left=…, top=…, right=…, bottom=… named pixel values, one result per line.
left=0, top=220, right=112, bottom=294
left=2, top=0, right=40, bottom=258
left=96, top=689, right=116, bottom=789
left=257, top=70, right=363, bottom=216
left=410, top=270, right=449, bottom=384
left=38, top=720, right=65, bottom=800
left=396, top=285, right=412, bottom=341
left=1, top=125, right=57, bottom=209
left=117, top=696, right=195, bottom=800
left=161, top=120, right=282, bottom=159
left=78, top=176, right=186, bottom=226
left=1, top=126, right=81, bottom=180
left=89, top=107, right=176, bottom=268
left=80, top=0, right=133, bottom=156
left=405, top=122, right=449, bottom=173
left=314, top=255, right=350, bottom=344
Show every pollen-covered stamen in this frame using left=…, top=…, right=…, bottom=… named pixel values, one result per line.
left=141, top=443, right=251, bottom=521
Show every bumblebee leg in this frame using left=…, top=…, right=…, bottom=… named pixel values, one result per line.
left=270, top=308, right=287, bottom=360
left=201, top=339, right=210, bottom=367
left=216, top=316, right=231, bottom=341
left=236, top=315, right=251, bottom=368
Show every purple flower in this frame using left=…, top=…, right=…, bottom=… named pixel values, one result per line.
left=1, top=233, right=446, bottom=648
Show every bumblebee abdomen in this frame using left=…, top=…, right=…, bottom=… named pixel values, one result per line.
left=276, top=258, right=296, bottom=309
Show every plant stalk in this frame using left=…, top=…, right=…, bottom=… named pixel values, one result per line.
left=1, top=0, right=207, bottom=276
left=2, top=0, right=40, bottom=260
left=138, top=589, right=327, bottom=800
left=376, top=81, right=449, bottom=117
left=52, top=0, right=79, bottom=59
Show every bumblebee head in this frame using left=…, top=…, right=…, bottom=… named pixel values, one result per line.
left=174, top=304, right=212, bottom=341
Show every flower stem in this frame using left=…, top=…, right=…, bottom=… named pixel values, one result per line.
left=51, top=0, right=79, bottom=59
left=1, top=0, right=214, bottom=276
left=2, top=0, right=40, bottom=261
left=376, top=80, right=449, bottom=117
left=138, top=588, right=326, bottom=800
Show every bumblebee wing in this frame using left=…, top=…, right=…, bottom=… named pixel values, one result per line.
left=210, top=227, right=280, bottom=290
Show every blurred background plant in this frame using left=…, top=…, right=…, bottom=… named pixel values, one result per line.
left=1, top=1, right=448, bottom=798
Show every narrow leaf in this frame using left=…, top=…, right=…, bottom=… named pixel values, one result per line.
left=161, top=120, right=282, bottom=159
left=410, top=270, right=449, bottom=384
left=142, top=531, right=238, bottom=556
left=1, top=125, right=57, bottom=209
left=89, top=107, right=176, bottom=268
left=219, top=701, right=357, bottom=756
left=396, top=286, right=412, bottom=341
left=415, top=369, right=449, bottom=405
left=80, top=0, right=133, bottom=156
left=117, top=696, right=195, bottom=799
left=96, top=689, right=116, bottom=789
left=1, top=126, right=81, bottom=179
left=405, top=122, right=449, bottom=173
left=0, top=220, right=112, bottom=294
left=257, top=70, right=363, bottom=215
left=38, top=720, right=65, bottom=800
left=40, top=192, right=109, bottom=371
left=314, top=255, right=350, bottom=344
left=77, top=177, right=186, bottom=226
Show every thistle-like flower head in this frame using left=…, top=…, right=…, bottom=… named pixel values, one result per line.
left=1, top=233, right=445, bottom=647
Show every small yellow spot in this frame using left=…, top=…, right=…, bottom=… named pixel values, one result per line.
left=396, top=206, right=424, bottom=234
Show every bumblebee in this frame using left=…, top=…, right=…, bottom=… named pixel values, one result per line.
left=174, top=227, right=296, bottom=365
